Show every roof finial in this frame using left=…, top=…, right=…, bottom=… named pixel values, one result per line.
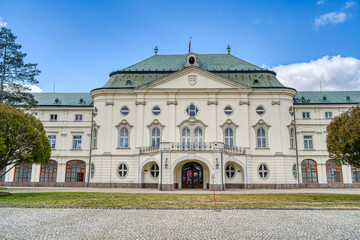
left=154, top=46, right=158, bottom=55
left=227, top=44, right=231, bottom=54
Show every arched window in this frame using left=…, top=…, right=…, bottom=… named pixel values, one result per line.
left=351, top=166, right=360, bottom=183
left=0, top=167, right=6, bottom=182
left=194, top=128, right=203, bottom=148
left=257, top=128, right=266, bottom=148
left=65, top=160, right=86, bottom=182
left=326, top=159, right=343, bottom=183
left=224, top=128, right=234, bottom=147
left=120, top=127, right=129, bottom=148
left=14, top=163, right=32, bottom=182
left=182, top=128, right=191, bottom=150
left=151, top=127, right=161, bottom=147
left=301, top=159, right=318, bottom=183
left=40, top=160, right=58, bottom=182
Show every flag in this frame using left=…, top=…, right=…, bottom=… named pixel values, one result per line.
left=188, top=38, right=191, bottom=53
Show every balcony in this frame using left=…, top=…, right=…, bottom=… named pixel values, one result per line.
left=137, top=142, right=247, bottom=155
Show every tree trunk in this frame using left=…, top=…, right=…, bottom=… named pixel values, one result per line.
left=0, top=40, right=7, bottom=103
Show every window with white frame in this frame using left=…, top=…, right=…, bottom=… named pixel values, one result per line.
left=257, top=128, right=266, bottom=148
left=325, top=112, right=333, bottom=119
left=72, top=136, right=82, bottom=149
left=182, top=128, right=191, bottom=149
left=224, top=128, right=234, bottom=147
left=50, top=114, right=57, bottom=121
left=220, top=119, right=238, bottom=148
left=116, top=120, right=133, bottom=148
left=151, top=127, right=161, bottom=147
left=258, top=163, right=269, bottom=179
left=194, top=128, right=203, bottom=147
left=119, top=128, right=129, bottom=148
left=75, top=114, right=83, bottom=121
left=252, top=119, right=270, bottom=149
left=48, top=135, right=56, bottom=149
left=304, top=136, right=313, bottom=149
left=302, top=112, right=310, bottom=119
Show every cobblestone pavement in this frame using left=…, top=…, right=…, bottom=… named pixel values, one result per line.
left=4, top=186, right=360, bottom=194
left=0, top=208, right=359, bottom=239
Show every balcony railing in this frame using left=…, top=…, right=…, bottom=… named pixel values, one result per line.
left=137, top=142, right=247, bottom=155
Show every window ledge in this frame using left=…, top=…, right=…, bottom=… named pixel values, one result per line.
left=303, top=149, right=316, bottom=151
left=116, top=147, right=131, bottom=149
left=289, top=148, right=296, bottom=150
left=71, top=149, right=82, bottom=151
left=255, top=148, right=270, bottom=150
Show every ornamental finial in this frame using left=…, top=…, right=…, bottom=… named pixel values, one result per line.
left=154, top=46, right=158, bottom=55
left=227, top=44, right=231, bottom=54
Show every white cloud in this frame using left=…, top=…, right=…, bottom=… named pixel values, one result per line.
left=317, top=0, right=325, bottom=5
left=272, top=55, right=360, bottom=91
left=315, top=12, right=349, bottom=26
left=26, top=85, right=43, bottom=93
left=343, top=1, right=356, bottom=9
left=0, top=17, right=7, bottom=27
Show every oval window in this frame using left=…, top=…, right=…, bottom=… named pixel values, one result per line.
left=224, top=106, right=233, bottom=115
left=256, top=106, right=265, bottom=115
left=152, top=106, right=161, bottom=115
left=120, top=106, right=129, bottom=115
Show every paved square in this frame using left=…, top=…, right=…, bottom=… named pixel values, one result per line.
left=0, top=207, right=359, bottom=239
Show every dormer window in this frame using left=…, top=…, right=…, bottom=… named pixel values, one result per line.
left=185, top=53, right=199, bottom=67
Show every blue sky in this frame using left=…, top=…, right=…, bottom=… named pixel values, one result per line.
left=1, top=0, right=359, bottom=92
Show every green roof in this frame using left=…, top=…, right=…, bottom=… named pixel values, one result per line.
left=295, top=91, right=360, bottom=104
left=117, top=54, right=266, bottom=72
left=101, top=53, right=285, bottom=89
left=32, top=93, right=93, bottom=107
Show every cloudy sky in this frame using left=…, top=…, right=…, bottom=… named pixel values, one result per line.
left=0, top=0, right=359, bottom=92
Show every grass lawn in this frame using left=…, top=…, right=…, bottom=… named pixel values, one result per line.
left=0, top=192, right=360, bottom=209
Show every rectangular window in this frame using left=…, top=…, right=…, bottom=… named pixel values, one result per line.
left=302, top=112, right=310, bottom=119
left=75, top=114, right=83, bottom=121
left=50, top=114, right=57, bottom=121
left=48, top=135, right=56, bottom=149
left=325, top=112, right=333, bottom=119
left=304, top=136, right=313, bottom=149
left=72, top=136, right=82, bottom=149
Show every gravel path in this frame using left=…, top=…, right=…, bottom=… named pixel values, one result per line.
left=0, top=208, right=359, bottom=239
left=3, top=186, right=360, bottom=194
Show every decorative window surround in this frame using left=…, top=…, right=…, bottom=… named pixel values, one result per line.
left=220, top=119, right=239, bottom=147
left=116, top=120, right=133, bottom=148
left=147, top=119, right=165, bottom=147
left=252, top=119, right=271, bottom=148
left=177, top=117, right=208, bottom=143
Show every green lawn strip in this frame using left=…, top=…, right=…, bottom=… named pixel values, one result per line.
left=0, top=192, right=359, bottom=209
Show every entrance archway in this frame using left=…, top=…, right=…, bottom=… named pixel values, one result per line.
left=182, top=162, right=203, bottom=188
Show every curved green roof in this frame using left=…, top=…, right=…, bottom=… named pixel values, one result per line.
left=102, top=53, right=285, bottom=89
left=295, top=91, right=360, bottom=104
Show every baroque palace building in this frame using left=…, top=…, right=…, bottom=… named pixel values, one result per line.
left=1, top=51, right=360, bottom=190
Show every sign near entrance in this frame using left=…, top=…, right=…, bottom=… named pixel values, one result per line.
left=211, top=170, right=216, bottom=207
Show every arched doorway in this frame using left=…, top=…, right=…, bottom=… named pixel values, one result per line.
left=182, top=162, right=203, bottom=188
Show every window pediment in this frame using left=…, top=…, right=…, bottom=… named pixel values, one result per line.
left=220, top=119, right=239, bottom=129
left=147, top=119, right=165, bottom=130
left=252, top=119, right=271, bottom=130
left=116, top=119, right=133, bottom=130
left=177, top=117, right=208, bottom=130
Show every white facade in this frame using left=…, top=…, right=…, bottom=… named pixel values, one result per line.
left=1, top=53, right=359, bottom=190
